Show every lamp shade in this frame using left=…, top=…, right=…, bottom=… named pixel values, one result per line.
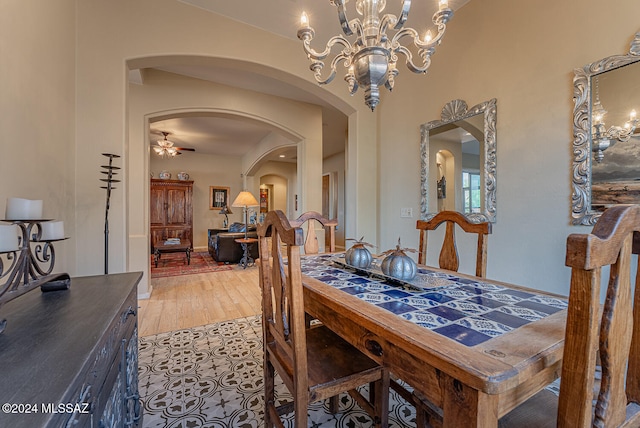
left=232, top=191, right=258, bottom=207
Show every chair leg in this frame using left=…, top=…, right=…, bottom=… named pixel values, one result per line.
left=413, top=390, right=443, bottom=428
left=264, top=359, right=275, bottom=428
left=294, top=398, right=308, bottom=427
left=329, top=395, right=340, bottom=413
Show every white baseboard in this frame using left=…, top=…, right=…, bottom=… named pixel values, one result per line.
left=138, top=288, right=152, bottom=300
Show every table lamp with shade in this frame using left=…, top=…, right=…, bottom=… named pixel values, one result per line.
left=219, top=205, right=232, bottom=228
left=231, top=191, right=259, bottom=239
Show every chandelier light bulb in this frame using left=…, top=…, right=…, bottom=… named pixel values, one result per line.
left=300, top=11, right=309, bottom=29
left=594, top=113, right=603, bottom=124
left=631, top=109, right=637, bottom=120
left=424, top=30, right=433, bottom=43
left=439, top=0, right=448, bottom=11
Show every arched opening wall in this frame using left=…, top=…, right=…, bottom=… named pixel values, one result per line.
left=76, top=0, right=379, bottom=298
left=128, top=68, right=325, bottom=296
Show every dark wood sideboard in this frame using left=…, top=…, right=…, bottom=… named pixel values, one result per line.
left=0, top=272, right=143, bottom=428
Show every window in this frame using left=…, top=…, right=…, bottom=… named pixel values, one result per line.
left=462, top=171, right=481, bottom=214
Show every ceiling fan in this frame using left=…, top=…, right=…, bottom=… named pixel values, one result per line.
left=152, top=131, right=195, bottom=157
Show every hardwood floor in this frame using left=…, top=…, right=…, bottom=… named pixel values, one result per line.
left=137, top=265, right=262, bottom=337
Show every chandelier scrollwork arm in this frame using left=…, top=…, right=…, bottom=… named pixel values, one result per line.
left=298, top=30, right=355, bottom=85
left=332, top=0, right=355, bottom=36
left=298, top=0, right=454, bottom=110
left=395, top=0, right=411, bottom=30
left=379, top=14, right=398, bottom=41
left=379, top=0, right=411, bottom=39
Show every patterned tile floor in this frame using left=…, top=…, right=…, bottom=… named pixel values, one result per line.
left=302, top=255, right=568, bottom=346
left=139, top=315, right=417, bottom=427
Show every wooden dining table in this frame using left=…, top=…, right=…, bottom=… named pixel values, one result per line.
left=300, top=254, right=568, bottom=427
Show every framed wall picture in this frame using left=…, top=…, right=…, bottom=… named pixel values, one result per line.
left=209, top=186, right=229, bottom=210
left=259, top=188, right=269, bottom=213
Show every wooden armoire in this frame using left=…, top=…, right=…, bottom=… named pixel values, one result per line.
left=150, top=179, right=193, bottom=248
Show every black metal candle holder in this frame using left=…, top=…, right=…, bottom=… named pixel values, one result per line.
left=0, top=220, right=70, bottom=333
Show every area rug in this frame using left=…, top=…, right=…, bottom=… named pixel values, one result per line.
left=150, top=251, right=233, bottom=279
left=139, top=315, right=417, bottom=427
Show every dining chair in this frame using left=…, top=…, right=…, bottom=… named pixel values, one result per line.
left=401, top=211, right=492, bottom=426
left=416, top=210, right=492, bottom=277
left=257, top=210, right=389, bottom=428
left=499, top=204, right=640, bottom=427
left=289, top=210, right=338, bottom=254
left=290, top=211, right=339, bottom=328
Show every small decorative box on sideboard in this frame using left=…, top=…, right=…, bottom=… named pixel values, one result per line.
left=0, top=272, right=143, bottom=428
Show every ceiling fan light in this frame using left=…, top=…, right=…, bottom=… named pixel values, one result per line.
left=153, top=146, right=164, bottom=154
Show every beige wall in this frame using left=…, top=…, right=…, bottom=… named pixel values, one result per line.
left=0, top=0, right=76, bottom=274
left=378, top=0, right=640, bottom=295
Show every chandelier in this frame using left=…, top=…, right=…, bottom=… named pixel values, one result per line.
left=297, top=0, right=454, bottom=111
left=592, top=76, right=638, bottom=163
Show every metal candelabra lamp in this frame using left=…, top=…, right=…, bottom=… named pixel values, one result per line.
left=0, top=199, right=70, bottom=333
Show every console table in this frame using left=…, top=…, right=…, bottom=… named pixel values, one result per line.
left=0, top=272, right=143, bottom=428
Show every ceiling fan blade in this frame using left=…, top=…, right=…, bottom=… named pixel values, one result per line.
left=175, top=147, right=196, bottom=152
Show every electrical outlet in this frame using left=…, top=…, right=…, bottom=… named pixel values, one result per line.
left=401, top=207, right=413, bottom=218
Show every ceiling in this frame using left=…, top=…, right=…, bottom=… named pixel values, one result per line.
left=146, top=0, right=470, bottom=162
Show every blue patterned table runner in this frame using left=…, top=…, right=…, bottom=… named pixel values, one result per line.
left=301, top=254, right=567, bottom=347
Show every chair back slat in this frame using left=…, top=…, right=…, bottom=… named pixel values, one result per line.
left=440, top=221, right=459, bottom=272
left=416, top=211, right=491, bottom=277
left=258, top=210, right=308, bottom=394
left=560, top=204, right=640, bottom=427
left=290, top=211, right=338, bottom=254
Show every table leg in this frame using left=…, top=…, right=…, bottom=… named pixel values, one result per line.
left=238, top=242, right=254, bottom=269
left=441, top=373, right=498, bottom=427
left=154, top=249, right=160, bottom=268
left=186, top=247, right=191, bottom=265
